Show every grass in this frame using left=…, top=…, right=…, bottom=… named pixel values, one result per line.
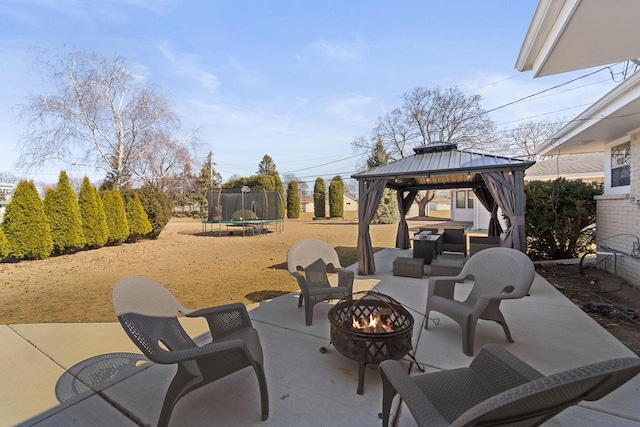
left=1, top=212, right=410, bottom=324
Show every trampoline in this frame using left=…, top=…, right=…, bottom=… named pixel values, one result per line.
left=202, top=187, right=284, bottom=236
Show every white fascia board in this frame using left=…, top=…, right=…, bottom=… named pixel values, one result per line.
left=516, top=0, right=566, bottom=72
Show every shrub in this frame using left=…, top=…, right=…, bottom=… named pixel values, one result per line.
left=0, top=227, right=8, bottom=259
left=328, top=176, right=344, bottom=218
left=525, top=178, right=602, bottom=260
left=126, top=192, right=152, bottom=241
left=287, top=180, right=300, bottom=219
left=313, top=177, right=326, bottom=218
left=78, top=177, right=109, bottom=248
left=102, top=188, right=129, bottom=244
left=372, top=188, right=397, bottom=224
left=2, top=180, right=53, bottom=259
left=136, top=184, right=173, bottom=238
left=44, top=171, right=86, bottom=254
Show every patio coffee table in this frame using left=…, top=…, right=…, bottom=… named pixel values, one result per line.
left=411, top=233, right=442, bottom=264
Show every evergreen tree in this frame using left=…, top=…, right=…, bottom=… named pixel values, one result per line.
left=257, top=154, right=277, bottom=175
left=137, top=184, right=173, bottom=238
left=329, top=176, right=344, bottom=218
left=367, top=140, right=397, bottom=224
left=102, top=188, right=129, bottom=244
left=0, top=226, right=8, bottom=259
left=313, top=177, right=326, bottom=218
left=287, top=180, right=300, bottom=219
left=272, top=171, right=286, bottom=218
left=44, top=171, right=86, bottom=254
left=196, top=152, right=222, bottom=216
left=2, top=180, right=53, bottom=259
left=78, top=177, right=109, bottom=248
left=126, top=192, right=153, bottom=241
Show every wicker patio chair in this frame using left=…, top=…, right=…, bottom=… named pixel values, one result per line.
left=441, top=228, right=466, bottom=256
left=425, top=247, right=534, bottom=356
left=380, top=343, right=640, bottom=427
left=469, top=235, right=502, bottom=257
left=112, top=276, right=269, bottom=426
left=287, top=239, right=354, bottom=325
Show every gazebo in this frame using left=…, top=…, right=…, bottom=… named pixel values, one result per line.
left=351, top=142, right=535, bottom=275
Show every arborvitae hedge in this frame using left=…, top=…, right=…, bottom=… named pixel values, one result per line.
left=328, top=176, right=344, bottom=218
left=78, top=177, right=109, bottom=248
left=136, top=184, right=172, bottom=238
left=2, top=180, right=53, bottom=259
left=102, top=188, right=129, bottom=244
left=313, top=177, right=326, bottom=218
left=287, top=180, right=300, bottom=219
left=0, top=227, right=8, bottom=259
left=44, top=171, right=86, bottom=254
left=126, top=192, right=152, bottom=241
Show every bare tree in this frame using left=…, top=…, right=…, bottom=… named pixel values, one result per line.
left=352, top=86, right=497, bottom=214
left=283, top=173, right=309, bottom=197
left=17, top=48, right=189, bottom=189
left=503, top=119, right=564, bottom=161
left=352, top=86, right=498, bottom=160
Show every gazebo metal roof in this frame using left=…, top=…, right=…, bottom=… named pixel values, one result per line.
left=352, top=143, right=534, bottom=190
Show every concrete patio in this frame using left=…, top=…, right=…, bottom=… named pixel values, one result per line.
left=2, top=247, right=639, bottom=426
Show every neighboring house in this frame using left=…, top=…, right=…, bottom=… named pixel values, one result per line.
left=0, top=182, right=15, bottom=222
left=524, top=153, right=604, bottom=182
left=299, top=194, right=359, bottom=215
left=451, top=189, right=508, bottom=232
left=517, top=0, right=640, bottom=284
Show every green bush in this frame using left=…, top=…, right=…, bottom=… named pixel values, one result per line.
left=287, top=180, right=300, bottom=219
left=313, top=177, right=326, bottom=218
left=0, top=227, right=8, bottom=259
left=102, top=188, right=129, bottom=244
left=136, top=184, right=173, bottom=238
left=328, top=176, right=344, bottom=218
left=2, top=180, right=53, bottom=259
left=372, top=188, right=397, bottom=224
left=78, top=177, right=109, bottom=248
left=126, top=192, right=152, bottom=241
left=525, top=178, right=602, bottom=260
left=44, top=171, right=86, bottom=254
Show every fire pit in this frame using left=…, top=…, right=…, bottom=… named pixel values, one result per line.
left=327, top=291, right=415, bottom=394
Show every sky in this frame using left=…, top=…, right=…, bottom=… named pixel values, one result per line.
left=0, top=0, right=625, bottom=188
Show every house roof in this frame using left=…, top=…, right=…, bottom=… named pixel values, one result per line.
left=516, top=0, right=640, bottom=77
left=352, top=142, right=534, bottom=190
left=525, top=152, right=603, bottom=181
left=535, top=70, right=640, bottom=155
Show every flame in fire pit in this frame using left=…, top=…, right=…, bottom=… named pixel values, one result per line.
left=351, top=308, right=394, bottom=333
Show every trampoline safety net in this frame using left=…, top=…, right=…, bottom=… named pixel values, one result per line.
left=205, top=188, right=282, bottom=221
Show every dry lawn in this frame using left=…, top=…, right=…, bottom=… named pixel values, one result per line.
left=0, top=212, right=407, bottom=324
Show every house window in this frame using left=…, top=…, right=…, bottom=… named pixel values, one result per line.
left=456, top=190, right=473, bottom=209
left=456, top=191, right=466, bottom=208
left=611, top=142, right=630, bottom=187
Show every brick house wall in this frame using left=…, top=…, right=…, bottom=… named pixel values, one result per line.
left=595, top=138, right=640, bottom=286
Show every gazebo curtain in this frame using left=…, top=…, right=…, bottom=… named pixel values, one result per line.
left=356, top=179, right=388, bottom=275
left=473, top=185, right=503, bottom=237
left=395, top=189, right=419, bottom=249
left=481, top=171, right=526, bottom=252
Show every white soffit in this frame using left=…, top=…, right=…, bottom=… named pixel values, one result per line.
left=516, top=0, right=640, bottom=77
left=536, top=71, right=640, bottom=155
